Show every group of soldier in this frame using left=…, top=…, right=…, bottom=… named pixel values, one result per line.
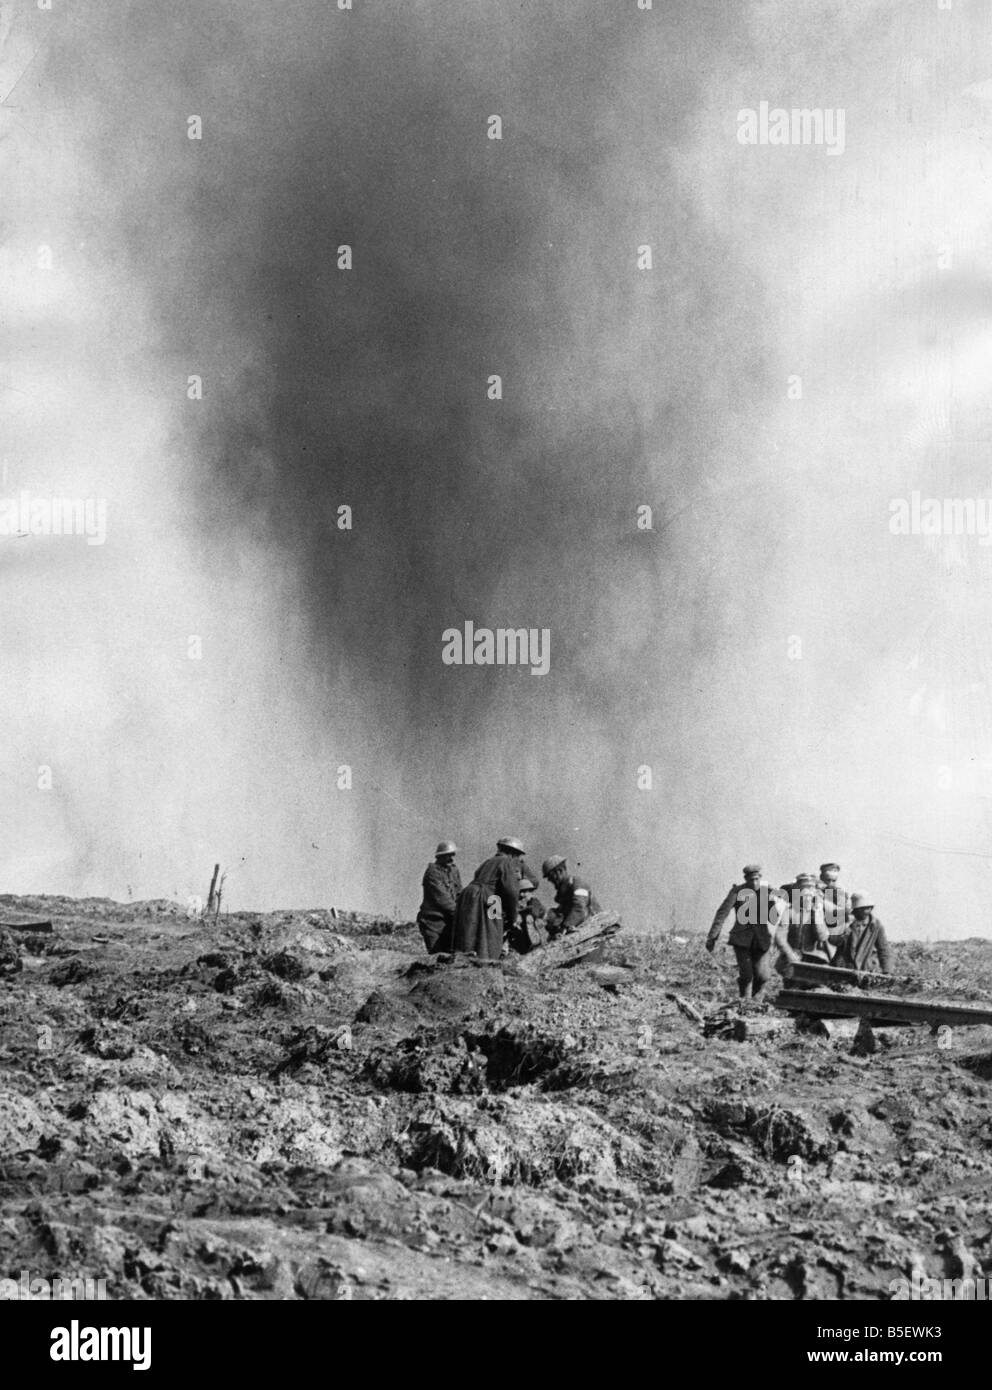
left=706, top=861, right=892, bottom=999
left=415, top=844, right=892, bottom=991
left=416, top=836, right=600, bottom=962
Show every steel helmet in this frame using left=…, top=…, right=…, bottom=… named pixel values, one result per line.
left=518, top=878, right=536, bottom=891
left=435, top=841, right=458, bottom=856
left=497, top=836, right=526, bottom=854
left=542, top=854, right=567, bottom=877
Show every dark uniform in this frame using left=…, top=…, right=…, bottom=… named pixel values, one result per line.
left=416, top=859, right=462, bottom=954
left=453, top=853, right=522, bottom=960
left=708, top=879, right=781, bottom=997
left=513, top=893, right=547, bottom=952
left=832, top=912, right=892, bottom=974
left=777, top=883, right=831, bottom=960
left=545, top=875, right=600, bottom=937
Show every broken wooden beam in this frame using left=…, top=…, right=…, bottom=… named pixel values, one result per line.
left=0, top=918, right=53, bottom=933
left=731, top=1014, right=792, bottom=1042
left=776, top=989, right=992, bottom=1029
left=516, top=911, right=621, bottom=973
left=782, top=960, right=921, bottom=993
left=667, top=992, right=706, bottom=1026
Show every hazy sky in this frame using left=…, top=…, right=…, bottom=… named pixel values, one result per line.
left=4, top=0, right=992, bottom=937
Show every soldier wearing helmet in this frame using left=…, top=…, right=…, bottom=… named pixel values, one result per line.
left=831, top=893, right=892, bottom=975
left=542, top=855, right=600, bottom=938
left=416, top=840, right=463, bottom=954
left=452, top=836, right=527, bottom=961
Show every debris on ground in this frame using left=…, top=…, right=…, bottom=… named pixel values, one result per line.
left=1, top=895, right=991, bottom=1300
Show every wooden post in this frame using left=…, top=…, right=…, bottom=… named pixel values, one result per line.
left=206, top=864, right=220, bottom=915
left=213, top=870, right=226, bottom=921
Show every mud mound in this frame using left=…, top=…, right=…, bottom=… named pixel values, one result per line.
left=272, top=1025, right=356, bottom=1078
left=353, top=988, right=409, bottom=1026
left=261, top=949, right=310, bottom=982
left=701, top=1098, right=836, bottom=1163
left=406, top=964, right=507, bottom=1020
left=4, top=897, right=992, bottom=1300
left=249, top=979, right=303, bottom=1012
left=398, top=1096, right=637, bottom=1185
left=48, top=958, right=97, bottom=988
left=0, top=1090, right=54, bottom=1157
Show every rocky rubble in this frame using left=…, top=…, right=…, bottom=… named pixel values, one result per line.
left=2, top=897, right=992, bottom=1299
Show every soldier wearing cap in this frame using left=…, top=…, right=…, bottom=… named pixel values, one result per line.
left=774, top=871, right=832, bottom=962
left=416, top=840, right=463, bottom=954
left=542, top=855, right=600, bottom=938
left=706, top=864, right=782, bottom=999
left=831, top=893, right=892, bottom=975
left=452, top=836, right=527, bottom=961
left=817, top=862, right=852, bottom=937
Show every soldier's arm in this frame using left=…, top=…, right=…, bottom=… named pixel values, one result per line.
left=773, top=911, right=800, bottom=964
left=706, top=885, right=738, bottom=950
left=808, top=898, right=832, bottom=946
left=827, top=927, right=850, bottom=967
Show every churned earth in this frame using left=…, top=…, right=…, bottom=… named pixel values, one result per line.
left=1, top=894, right=992, bottom=1301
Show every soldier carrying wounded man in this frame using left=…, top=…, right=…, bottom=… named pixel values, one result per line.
left=709, top=862, right=895, bottom=994
left=706, top=863, right=782, bottom=999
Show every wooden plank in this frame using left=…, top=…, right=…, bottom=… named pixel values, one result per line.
left=0, top=918, right=53, bottom=933
left=516, top=912, right=621, bottom=973
left=731, top=1015, right=792, bottom=1042
left=667, top=992, right=705, bottom=1025
left=776, top=989, right=992, bottom=1028
left=782, top=960, right=919, bottom=992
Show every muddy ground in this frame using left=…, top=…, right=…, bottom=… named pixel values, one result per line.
left=2, top=895, right=992, bottom=1300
